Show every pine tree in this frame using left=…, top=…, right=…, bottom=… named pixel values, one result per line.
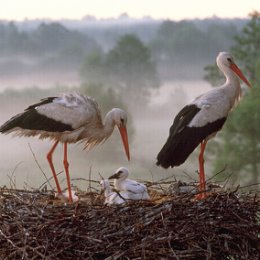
left=206, top=11, right=260, bottom=186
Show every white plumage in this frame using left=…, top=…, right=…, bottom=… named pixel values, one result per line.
left=100, top=179, right=129, bottom=205
left=157, top=52, right=251, bottom=199
left=0, top=93, right=130, bottom=203
left=108, top=167, right=150, bottom=201
left=188, top=53, right=244, bottom=128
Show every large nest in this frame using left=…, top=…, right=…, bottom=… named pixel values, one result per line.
left=0, top=183, right=259, bottom=260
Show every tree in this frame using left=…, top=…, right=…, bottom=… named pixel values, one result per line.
left=151, top=20, right=206, bottom=63
left=203, top=64, right=225, bottom=87
left=151, top=20, right=237, bottom=79
left=231, top=11, right=260, bottom=84
left=205, top=11, right=260, bottom=185
left=106, top=34, right=159, bottom=90
left=80, top=49, right=106, bottom=84
left=80, top=34, right=160, bottom=105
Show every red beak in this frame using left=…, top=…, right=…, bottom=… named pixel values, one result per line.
left=118, top=126, right=130, bottom=161
left=230, top=63, right=251, bottom=88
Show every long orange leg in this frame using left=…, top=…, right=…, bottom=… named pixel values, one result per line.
left=63, top=142, right=73, bottom=203
left=197, top=140, right=207, bottom=199
left=47, top=140, right=62, bottom=194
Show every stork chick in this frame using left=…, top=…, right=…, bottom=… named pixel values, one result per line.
left=100, top=179, right=129, bottom=205
left=109, top=167, right=150, bottom=201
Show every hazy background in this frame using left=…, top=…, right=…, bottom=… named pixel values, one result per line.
left=0, top=1, right=259, bottom=191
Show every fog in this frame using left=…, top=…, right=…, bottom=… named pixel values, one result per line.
left=0, top=75, right=211, bottom=191
left=1, top=15, right=239, bottom=191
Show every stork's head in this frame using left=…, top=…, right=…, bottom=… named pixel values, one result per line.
left=110, top=108, right=130, bottom=161
left=108, top=167, right=129, bottom=180
left=216, top=52, right=251, bottom=88
left=110, top=108, right=128, bottom=127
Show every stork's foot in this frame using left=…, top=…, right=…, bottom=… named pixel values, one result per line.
left=55, top=189, right=79, bottom=203
left=194, top=192, right=207, bottom=200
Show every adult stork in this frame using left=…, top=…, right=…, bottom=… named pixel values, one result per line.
left=0, top=93, right=130, bottom=203
left=156, top=52, right=251, bottom=198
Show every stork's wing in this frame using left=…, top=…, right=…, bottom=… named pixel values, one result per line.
left=156, top=104, right=201, bottom=167
left=125, top=181, right=147, bottom=194
left=156, top=103, right=226, bottom=168
left=41, top=93, right=103, bottom=130
left=169, top=104, right=201, bottom=137
left=0, top=96, right=74, bottom=133
left=26, top=97, right=57, bottom=110
left=0, top=93, right=102, bottom=134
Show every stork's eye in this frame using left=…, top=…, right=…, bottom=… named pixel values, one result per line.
left=227, top=58, right=232, bottom=63
left=120, top=118, right=124, bottom=124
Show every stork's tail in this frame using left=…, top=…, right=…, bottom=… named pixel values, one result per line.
left=156, top=137, right=187, bottom=169
left=156, top=128, right=202, bottom=169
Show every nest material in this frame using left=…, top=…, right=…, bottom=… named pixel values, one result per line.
left=0, top=186, right=259, bottom=260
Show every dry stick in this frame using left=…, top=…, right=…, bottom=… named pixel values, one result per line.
left=155, top=173, right=178, bottom=183
left=239, top=182, right=260, bottom=189
left=28, top=143, right=54, bottom=191
left=7, top=162, right=23, bottom=189
left=0, top=230, right=17, bottom=248
left=206, top=165, right=227, bottom=183
left=98, top=172, right=104, bottom=180
left=222, top=172, right=235, bottom=189
left=182, top=170, right=198, bottom=182
left=38, top=171, right=63, bottom=191
left=87, top=166, right=93, bottom=192
left=0, top=189, right=259, bottom=259
left=148, top=169, right=155, bottom=184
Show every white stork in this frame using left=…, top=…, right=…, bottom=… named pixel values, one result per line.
left=100, top=179, right=129, bottom=205
left=108, top=167, right=150, bottom=200
left=156, top=52, right=251, bottom=198
left=0, top=93, right=130, bottom=203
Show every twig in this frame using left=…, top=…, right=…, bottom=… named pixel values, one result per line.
left=28, top=143, right=54, bottom=191
left=7, top=162, right=23, bottom=189
left=87, top=166, right=93, bottom=192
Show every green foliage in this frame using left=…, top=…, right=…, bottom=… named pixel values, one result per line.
left=231, top=11, right=260, bottom=83
left=151, top=20, right=238, bottom=79
left=106, top=34, right=159, bottom=89
left=207, top=11, right=260, bottom=185
left=203, top=64, right=225, bottom=87
left=213, top=83, right=260, bottom=184
left=0, top=22, right=100, bottom=73
left=0, top=18, right=246, bottom=80
left=80, top=34, right=160, bottom=104
left=80, top=50, right=106, bottom=84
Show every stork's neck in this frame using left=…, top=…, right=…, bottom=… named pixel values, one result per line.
left=223, top=67, right=241, bottom=104
left=114, top=179, right=122, bottom=190
left=103, top=110, right=116, bottom=137
left=224, top=68, right=240, bottom=87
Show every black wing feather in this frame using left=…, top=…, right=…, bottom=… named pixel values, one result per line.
left=25, top=97, right=57, bottom=110
left=156, top=104, right=226, bottom=168
left=0, top=97, right=73, bottom=133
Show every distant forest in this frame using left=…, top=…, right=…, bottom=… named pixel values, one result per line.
left=0, top=15, right=248, bottom=80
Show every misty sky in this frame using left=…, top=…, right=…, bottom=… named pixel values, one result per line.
left=0, top=0, right=259, bottom=21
